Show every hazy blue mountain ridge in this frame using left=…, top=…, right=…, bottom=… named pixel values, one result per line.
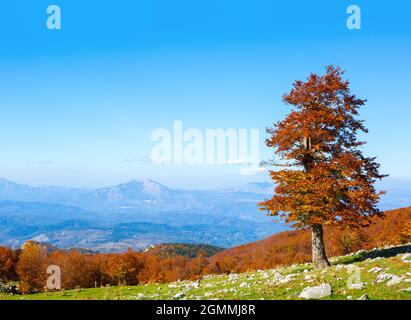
left=0, top=178, right=409, bottom=251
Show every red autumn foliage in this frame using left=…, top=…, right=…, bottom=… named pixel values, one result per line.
left=208, top=207, right=411, bottom=273
left=0, top=246, right=19, bottom=281
left=15, top=241, right=48, bottom=293
left=260, top=66, right=385, bottom=228
left=259, top=66, right=386, bottom=268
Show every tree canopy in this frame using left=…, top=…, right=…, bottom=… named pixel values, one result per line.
left=259, top=66, right=386, bottom=229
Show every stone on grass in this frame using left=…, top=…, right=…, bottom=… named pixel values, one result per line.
left=386, top=275, right=403, bottom=287
left=368, top=267, right=383, bottom=274
left=299, top=283, right=332, bottom=299
left=173, top=292, right=185, bottom=299
left=375, top=273, right=395, bottom=283
left=348, top=283, right=365, bottom=290
left=400, top=253, right=411, bottom=262
left=136, top=293, right=145, bottom=299
left=229, top=274, right=239, bottom=281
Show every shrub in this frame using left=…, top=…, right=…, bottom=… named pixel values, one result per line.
left=16, top=242, right=48, bottom=293
left=397, top=221, right=411, bottom=244
left=0, top=281, right=21, bottom=294
left=0, top=247, right=18, bottom=281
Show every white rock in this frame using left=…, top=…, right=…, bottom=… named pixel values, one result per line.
left=375, top=273, right=395, bottom=283
left=173, top=292, right=185, bottom=299
left=371, top=257, right=382, bottom=261
left=278, top=273, right=297, bottom=284
left=387, top=275, right=403, bottom=287
left=374, top=272, right=403, bottom=286
left=299, top=283, right=332, bottom=299
left=368, top=267, right=383, bottom=274
left=348, top=283, right=365, bottom=290
left=400, top=253, right=411, bottom=262
left=186, top=281, right=200, bottom=288
left=229, top=274, right=239, bottom=280
left=357, top=294, right=369, bottom=300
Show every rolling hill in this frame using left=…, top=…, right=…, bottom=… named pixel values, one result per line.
left=2, top=245, right=410, bottom=300
left=0, top=179, right=288, bottom=250
left=206, top=207, right=411, bottom=273
left=0, top=178, right=410, bottom=252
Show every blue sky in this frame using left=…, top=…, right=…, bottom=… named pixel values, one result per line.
left=0, top=0, right=410, bottom=188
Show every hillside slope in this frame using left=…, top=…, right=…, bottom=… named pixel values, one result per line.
left=144, top=243, right=223, bottom=258
left=205, top=207, right=411, bottom=273
left=1, top=245, right=410, bottom=300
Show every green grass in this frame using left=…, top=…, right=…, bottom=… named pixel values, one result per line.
left=1, top=250, right=410, bottom=300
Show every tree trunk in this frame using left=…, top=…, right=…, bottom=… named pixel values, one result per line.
left=311, top=224, right=330, bottom=269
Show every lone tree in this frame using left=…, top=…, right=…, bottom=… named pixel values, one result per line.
left=259, top=66, right=386, bottom=269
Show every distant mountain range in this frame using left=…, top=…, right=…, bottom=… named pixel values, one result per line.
left=0, top=177, right=89, bottom=203
left=0, top=178, right=287, bottom=251
left=0, top=178, right=410, bottom=252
